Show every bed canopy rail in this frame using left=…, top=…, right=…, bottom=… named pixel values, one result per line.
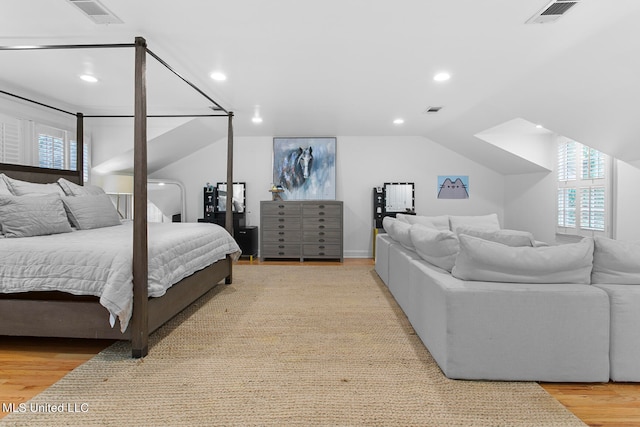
left=0, top=36, right=234, bottom=357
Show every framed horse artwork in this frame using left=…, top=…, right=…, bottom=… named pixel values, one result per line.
left=273, top=137, right=336, bottom=200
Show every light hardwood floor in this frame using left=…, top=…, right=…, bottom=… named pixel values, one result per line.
left=1, top=258, right=639, bottom=426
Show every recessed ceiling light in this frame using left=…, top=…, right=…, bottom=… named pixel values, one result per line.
left=433, top=72, right=451, bottom=82
left=393, top=118, right=405, bottom=125
left=79, top=74, right=98, bottom=83
left=252, top=117, right=263, bottom=124
left=210, top=72, right=227, bottom=81
left=536, top=124, right=543, bottom=129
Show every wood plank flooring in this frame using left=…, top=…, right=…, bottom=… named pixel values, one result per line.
left=1, top=258, right=639, bottom=426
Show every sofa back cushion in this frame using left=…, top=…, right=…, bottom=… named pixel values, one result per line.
left=449, top=213, right=500, bottom=232
left=592, top=236, right=640, bottom=284
left=452, top=234, right=594, bottom=284
left=397, top=214, right=450, bottom=231
left=409, top=224, right=459, bottom=272
left=456, top=226, right=535, bottom=247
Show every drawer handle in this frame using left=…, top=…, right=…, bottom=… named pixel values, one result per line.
left=319, top=239, right=325, bottom=243
left=278, top=212, right=285, bottom=215
left=318, top=218, right=325, bottom=222
left=278, top=245, right=285, bottom=249
left=278, top=205, right=285, bottom=208
left=319, top=212, right=325, bottom=215
left=278, top=218, right=285, bottom=222
left=278, top=252, right=285, bottom=255
left=279, top=231, right=285, bottom=235
left=319, top=252, right=325, bottom=256
left=319, top=245, right=325, bottom=249
left=319, top=225, right=325, bottom=229
left=278, top=225, right=284, bottom=229
left=319, top=205, right=325, bottom=208
left=278, top=238, right=285, bottom=242
left=319, top=232, right=325, bottom=236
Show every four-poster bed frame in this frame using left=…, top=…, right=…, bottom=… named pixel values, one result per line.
left=0, top=37, right=235, bottom=358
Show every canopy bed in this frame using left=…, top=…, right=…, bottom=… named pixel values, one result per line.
left=0, top=37, right=236, bottom=358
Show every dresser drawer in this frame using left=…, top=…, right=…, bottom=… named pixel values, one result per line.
left=303, top=216, right=341, bottom=229
left=302, top=203, right=341, bottom=217
left=263, top=230, right=301, bottom=243
left=303, top=230, right=341, bottom=243
left=262, top=244, right=301, bottom=258
left=303, top=244, right=341, bottom=257
left=262, top=202, right=301, bottom=216
left=262, top=216, right=302, bottom=230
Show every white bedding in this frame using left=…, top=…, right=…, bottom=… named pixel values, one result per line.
left=0, top=221, right=240, bottom=332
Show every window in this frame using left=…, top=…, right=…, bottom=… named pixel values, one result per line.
left=557, top=139, right=610, bottom=237
left=37, top=124, right=89, bottom=182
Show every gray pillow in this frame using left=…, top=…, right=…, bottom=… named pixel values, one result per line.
left=62, top=194, right=121, bottom=230
left=57, top=177, right=105, bottom=196
left=456, top=226, right=535, bottom=247
left=0, top=194, right=73, bottom=238
left=0, top=174, right=12, bottom=196
left=3, top=175, right=65, bottom=196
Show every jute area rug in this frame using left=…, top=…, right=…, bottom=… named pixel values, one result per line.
left=2, top=265, right=586, bottom=426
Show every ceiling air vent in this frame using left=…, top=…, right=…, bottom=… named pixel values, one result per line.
left=423, top=106, right=443, bottom=114
left=526, top=0, right=580, bottom=24
left=66, top=0, right=123, bottom=24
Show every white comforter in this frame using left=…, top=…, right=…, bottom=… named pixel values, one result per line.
left=0, top=221, right=240, bottom=331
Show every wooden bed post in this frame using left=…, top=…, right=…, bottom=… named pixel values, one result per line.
left=76, top=112, right=83, bottom=183
left=225, top=112, right=234, bottom=236
left=131, top=36, right=149, bottom=358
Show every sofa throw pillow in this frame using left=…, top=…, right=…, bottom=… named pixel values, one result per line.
left=383, top=216, right=414, bottom=250
left=57, top=178, right=105, bottom=197
left=397, top=214, right=449, bottom=230
left=409, top=224, right=459, bottom=272
left=62, top=194, right=121, bottom=230
left=449, top=213, right=500, bottom=233
left=0, top=194, right=73, bottom=238
left=3, top=175, right=66, bottom=197
left=456, top=226, right=535, bottom=247
left=592, top=236, right=640, bottom=284
left=452, top=234, right=594, bottom=284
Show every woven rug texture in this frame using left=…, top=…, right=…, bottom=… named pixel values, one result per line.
left=1, top=264, right=586, bottom=426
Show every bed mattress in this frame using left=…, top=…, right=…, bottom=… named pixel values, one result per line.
left=0, top=221, right=240, bottom=331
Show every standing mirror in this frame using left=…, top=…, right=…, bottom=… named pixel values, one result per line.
left=384, top=182, right=415, bottom=213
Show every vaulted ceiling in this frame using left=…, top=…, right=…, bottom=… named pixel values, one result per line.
left=2, top=0, right=639, bottom=174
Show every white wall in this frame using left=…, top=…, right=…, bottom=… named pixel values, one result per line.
left=614, top=160, right=640, bottom=240
left=152, top=135, right=505, bottom=258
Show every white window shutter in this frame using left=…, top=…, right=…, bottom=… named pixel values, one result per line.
left=0, top=114, right=23, bottom=164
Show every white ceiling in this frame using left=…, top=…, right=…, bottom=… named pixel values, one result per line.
left=1, top=0, right=639, bottom=174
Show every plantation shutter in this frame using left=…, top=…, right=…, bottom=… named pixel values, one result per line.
left=37, top=125, right=67, bottom=170
left=0, top=114, right=22, bottom=164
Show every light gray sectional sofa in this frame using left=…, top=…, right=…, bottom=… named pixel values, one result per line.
left=375, top=214, right=640, bottom=383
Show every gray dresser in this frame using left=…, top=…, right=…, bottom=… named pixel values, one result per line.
left=260, top=200, right=343, bottom=261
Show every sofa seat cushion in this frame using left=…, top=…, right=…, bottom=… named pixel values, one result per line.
left=592, top=236, right=640, bottom=285
left=452, top=235, right=593, bottom=284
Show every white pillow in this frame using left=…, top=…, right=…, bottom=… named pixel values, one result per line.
left=62, top=194, right=121, bottom=230
left=382, top=216, right=396, bottom=235
left=452, top=234, right=594, bottom=284
left=409, top=224, right=459, bottom=272
left=449, top=213, right=500, bottom=232
left=0, top=194, right=73, bottom=238
left=592, top=236, right=640, bottom=285
left=0, top=174, right=12, bottom=195
left=456, top=226, right=535, bottom=247
left=57, top=178, right=105, bottom=196
left=384, top=217, right=414, bottom=250
left=3, top=175, right=65, bottom=196
left=397, top=214, right=449, bottom=231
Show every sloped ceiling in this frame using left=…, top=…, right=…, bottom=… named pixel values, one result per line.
left=1, top=0, right=639, bottom=174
